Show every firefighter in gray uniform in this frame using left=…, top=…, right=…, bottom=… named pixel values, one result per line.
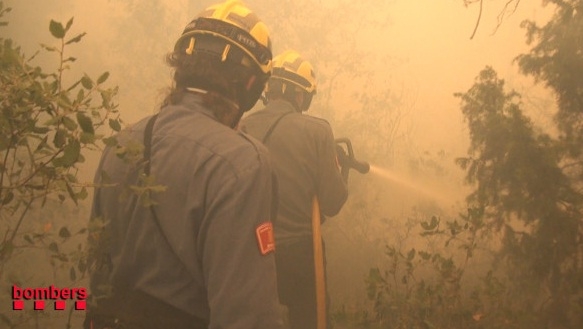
left=84, top=1, right=284, bottom=328
left=241, top=50, right=349, bottom=329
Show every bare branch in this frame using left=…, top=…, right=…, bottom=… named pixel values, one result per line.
left=470, top=0, right=484, bottom=39
left=493, top=0, right=521, bottom=35
left=468, top=0, right=522, bottom=39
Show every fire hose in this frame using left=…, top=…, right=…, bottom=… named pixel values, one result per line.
left=313, top=138, right=369, bottom=329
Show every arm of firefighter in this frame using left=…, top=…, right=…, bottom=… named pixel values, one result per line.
left=317, top=124, right=349, bottom=217
left=201, top=159, right=284, bottom=329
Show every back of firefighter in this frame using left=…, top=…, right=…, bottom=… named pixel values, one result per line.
left=84, top=1, right=285, bottom=328
left=240, top=50, right=348, bottom=329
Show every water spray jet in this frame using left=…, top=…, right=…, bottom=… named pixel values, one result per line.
left=368, top=164, right=457, bottom=206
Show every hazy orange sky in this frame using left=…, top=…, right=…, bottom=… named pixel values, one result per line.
left=3, top=0, right=557, bottom=177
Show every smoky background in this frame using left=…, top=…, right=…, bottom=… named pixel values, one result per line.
left=2, top=0, right=557, bottom=327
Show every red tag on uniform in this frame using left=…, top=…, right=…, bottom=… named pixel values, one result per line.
left=256, top=222, right=275, bottom=256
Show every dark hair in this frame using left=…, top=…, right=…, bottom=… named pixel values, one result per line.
left=163, top=34, right=269, bottom=126
left=163, top=49, right=255, bottom=126
left=165, top=50, right=236, bottom=100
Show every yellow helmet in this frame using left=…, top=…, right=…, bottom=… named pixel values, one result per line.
left=174, top=0, right=272, bottom=75
left=270, top=50, right=317, bottom=95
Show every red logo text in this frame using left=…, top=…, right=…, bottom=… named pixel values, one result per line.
left=12, top=285, right=87, bottom=311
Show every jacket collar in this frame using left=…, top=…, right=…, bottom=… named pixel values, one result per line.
left=265, top=99, right=297, bottom=114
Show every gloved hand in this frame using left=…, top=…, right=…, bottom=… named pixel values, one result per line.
left=335, top=144, right=350, bottom=183
left=335, top=144, right=350, bottom=169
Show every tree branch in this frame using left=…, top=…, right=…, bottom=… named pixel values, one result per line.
left=470, top=0, right=484, bottom=40
left=493, top=0, right=521, bottom=35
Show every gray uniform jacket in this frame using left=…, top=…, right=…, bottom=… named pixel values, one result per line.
left=240, top=100, right=348, bottom=244
left=89, top=93, right=284, bottom=329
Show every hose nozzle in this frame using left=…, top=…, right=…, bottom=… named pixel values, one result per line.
left=335, top=138, right=370, bottom=180
left=351, top=158, right=370, bottom=174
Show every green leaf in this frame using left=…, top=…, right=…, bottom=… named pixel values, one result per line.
left=44, top=116, right=60, bottom=126
left=59, top=227, right=72, bottom=238
left=65, top=32, right=86, bottom=45
left=53, top=139, right=80, bottom=168
left=40, top=43, right=58, bottom=52
left=49, top=20, right=65, bottom=39
left=407, top=248, right=416, bottom=261
left=56, top=91, right=73, bottom=107
left=62, top=116, right=78, bottom=131
left=53, top=129, right=67, bottom=147
left=66, top=79, right=82, bottom=92
left=48, top=242, right=59, bottom=253
left=419, top=251, right=432, bottom=260
left=76, top=88, right=85, bottom=103
left=370, top=267, right=382, bottom=281
left=64, top=140, right=81, bottom=164
left=66, top=181, right=78, bottom=205
left=97, top=71, right=110, bottom=84
left=35, top=136, right=49, bottom=152
left=80, top=132, right=95, bottom=144
left=65, top=17, right=73, bottom=32
left=81, top=75, right=93, bottom=89
left=66, top=173, right=77, bottom=182
left=76, top=112, right=94, bottom=134
left=101, top=88, right=118, bottom=109
left=57, top=227, right=71, bottom=239
left=32, top=126, right=50, bottom=134
left=103, top=136, right=118, bottom=147
left=109, top=118, right=121, bottom=132
left=77, top=187, right=88, bottom=200
left=24, top=235, right=34, bottom=244
left=27, top=184, right=46, bottom=190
